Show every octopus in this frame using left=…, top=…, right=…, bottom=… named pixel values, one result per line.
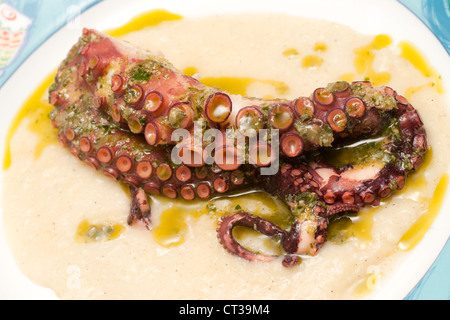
left=48, top=29, right=428, bottom=268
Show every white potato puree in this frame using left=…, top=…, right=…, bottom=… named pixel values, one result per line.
left=2, top=13, right=449, bottom=300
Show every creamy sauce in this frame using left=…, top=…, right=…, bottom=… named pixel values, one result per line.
left=2, top=11, right=449, bottom=300
left=2, top=71, right=57, bottom=170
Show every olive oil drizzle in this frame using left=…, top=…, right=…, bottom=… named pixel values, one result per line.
left=184, top=66, right=289, bottom=97
left=301, top=55, right=324, bottom=69
left=2, top=71, right=57, bottom=170
left=340, top=34, right=392, bottom=86
left=399, top=41, right=444, bottom=94
left=104, top=9, right=183, bottom=37
left=282, top=48, right=299, bottom=58
left=398, top=173, right=449, bottom=251
left=152, top=191, right=292, bottom=248
left=340, top=34, right=444, bottom=98
left=75, top=219, right=125, bottom=243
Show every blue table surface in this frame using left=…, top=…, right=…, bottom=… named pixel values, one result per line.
left=0, top=0, right=449, bottom=300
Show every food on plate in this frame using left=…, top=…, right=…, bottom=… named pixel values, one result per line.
left=48, top=28, right=428, bottom=267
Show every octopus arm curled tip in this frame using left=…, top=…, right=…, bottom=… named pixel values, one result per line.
left=49, top=29, right=428, bottom=267
left=216, top=211, right=287, bottom=263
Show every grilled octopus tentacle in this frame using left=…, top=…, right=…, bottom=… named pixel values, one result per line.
left=49, top=29, right=428, bottom=267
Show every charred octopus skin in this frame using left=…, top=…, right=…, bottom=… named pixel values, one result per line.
left=49, top=29, right=428, bottom=267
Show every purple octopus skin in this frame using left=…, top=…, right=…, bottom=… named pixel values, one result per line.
left=48, top=29, right=428, bottom=267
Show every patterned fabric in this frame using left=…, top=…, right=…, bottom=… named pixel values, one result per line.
left=0, top=2, right=30, bottom=73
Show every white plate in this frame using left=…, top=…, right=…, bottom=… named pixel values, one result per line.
left=0, top=0, right=449, bottom=300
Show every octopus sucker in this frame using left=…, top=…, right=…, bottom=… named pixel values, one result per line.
left=48, top=29, right=428, bottom=267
